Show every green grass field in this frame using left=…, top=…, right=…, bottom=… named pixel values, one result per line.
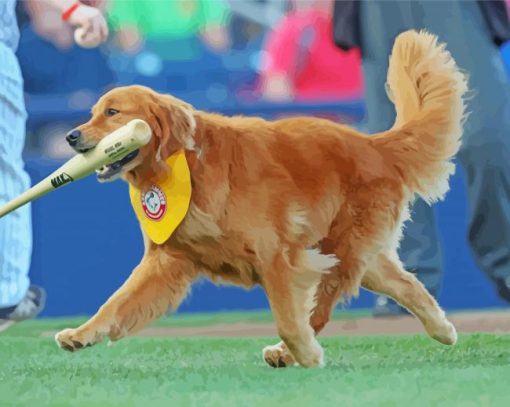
left=2, top=311, right=510, bottom=407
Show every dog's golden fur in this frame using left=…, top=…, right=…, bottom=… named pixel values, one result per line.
left=56, top=30, right=467, bottom=367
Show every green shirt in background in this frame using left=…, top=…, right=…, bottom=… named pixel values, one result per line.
left=109, top=0, right=229, bottom=39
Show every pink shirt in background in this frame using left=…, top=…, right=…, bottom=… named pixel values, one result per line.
left=261, top=8, right=363, bottom=102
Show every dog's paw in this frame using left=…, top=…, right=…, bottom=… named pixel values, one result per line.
left=429, top=319, right=458, bottom=346
left=296, top=339, right=325, bottom=368
left=55, top=328, right=95, bottom=352
left=262, top=342, right=296, bottom=368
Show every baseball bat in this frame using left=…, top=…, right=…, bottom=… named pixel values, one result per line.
left=0, top=119, right=152, bottom=219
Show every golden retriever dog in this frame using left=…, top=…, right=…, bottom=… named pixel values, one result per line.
left=55, top=30, right=467, bottom=368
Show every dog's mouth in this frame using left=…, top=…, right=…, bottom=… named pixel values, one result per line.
left=95, top=150, right=140, bottom=182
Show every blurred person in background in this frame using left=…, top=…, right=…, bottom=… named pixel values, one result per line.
left=226, top=0, right=286, bottom=51
left=16, top=0, right=115, bottom=158
left=259, top=0, right=362, bottom=102
left=332, top=0, right=510, bottom=316
left=108, top=0, right=231, bottom=60
left=223, top=0, right=286, bottom=103
left=0, top=0, right=108, bottom=331
left=16, top=0, right=114, bottom=95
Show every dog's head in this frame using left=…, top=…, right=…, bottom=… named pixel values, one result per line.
left=67, top=85, right=196, bottom=182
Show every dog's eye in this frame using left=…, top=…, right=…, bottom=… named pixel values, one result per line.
left=105, top=108, right=119, bottom=117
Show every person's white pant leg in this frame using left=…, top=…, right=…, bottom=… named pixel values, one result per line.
left=0, top=95, right=32, bottom=308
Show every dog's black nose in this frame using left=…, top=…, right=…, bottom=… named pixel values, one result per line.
left=66, top=129, right=82, bottom=146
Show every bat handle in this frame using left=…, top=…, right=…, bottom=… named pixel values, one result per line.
left=0, top=155, right=85, bottom=219
left=0, top=180, right=52, bottom=218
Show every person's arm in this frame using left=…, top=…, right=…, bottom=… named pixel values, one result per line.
left=45, top=0, right=109, bottom=48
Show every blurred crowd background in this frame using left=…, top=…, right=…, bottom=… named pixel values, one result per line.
left=16, top=0, right=366, bottom=158
left=16, top=0, right=510, bottom=154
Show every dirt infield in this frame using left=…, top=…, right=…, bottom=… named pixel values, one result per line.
left=40, top=310, right=510, bottom=338
left=132, top=311, right=510, bottom=337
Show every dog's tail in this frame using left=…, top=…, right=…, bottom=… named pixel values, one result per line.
left=371, top=30, right=468, bottom=203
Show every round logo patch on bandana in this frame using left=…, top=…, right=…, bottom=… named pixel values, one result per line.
left=141, top=186, right=167, bottom=221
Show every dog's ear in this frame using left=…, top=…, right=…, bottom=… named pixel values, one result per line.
left=147, top=93, right=196, bottom=161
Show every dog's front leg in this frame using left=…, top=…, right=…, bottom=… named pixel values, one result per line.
left=55, top=248, right=196, bottom=352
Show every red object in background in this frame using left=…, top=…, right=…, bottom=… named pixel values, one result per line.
left=261, top=8, right=363, bottom=102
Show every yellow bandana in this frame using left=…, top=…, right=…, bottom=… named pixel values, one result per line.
left=129, top=150, right=192, bottom=244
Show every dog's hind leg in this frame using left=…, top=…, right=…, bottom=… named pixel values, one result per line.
left=262, top=235, right=372, bottom=368
left=55, top=248, right=197, bottom=352
left=362, top=253, right=457, bottom=345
